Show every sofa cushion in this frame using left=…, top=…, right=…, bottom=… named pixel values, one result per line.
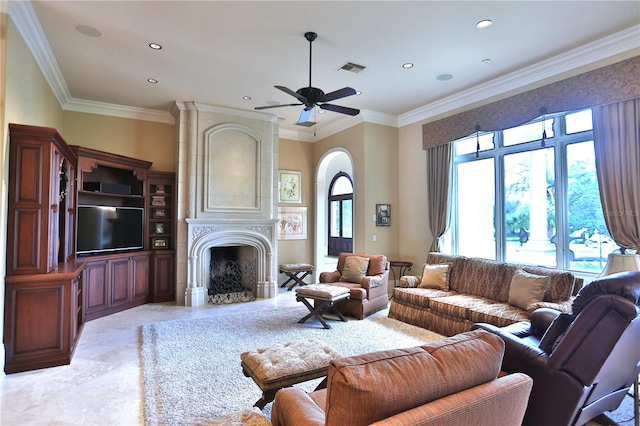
left=519, top=266, right=577, bottom=302
left=454, top=257, right=512, bottom=300
left=466, top=302, right=530, bottom=328
left=426, top=253, right=467, bottom=291
left=340, top=256, right=370, bottom=283
left=429, top=294, right=487, bottom=319
left=508, top=270, right=550, bottom=310
left=419, top=263, right=450, bottom=290
left=323, top=330, right=504, bottom=426
left=392, top=287, right=455, bottom=308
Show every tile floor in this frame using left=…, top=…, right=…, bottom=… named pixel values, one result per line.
left=0, top=287, right=302, bottom=426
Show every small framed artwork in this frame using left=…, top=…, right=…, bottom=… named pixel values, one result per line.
left=152, top=196, right=166, bottom=206
left=154, top=223, right=165, bottom=234
left=152, top=238, right=168, bottom=249
left=376, top=204, right=390, bottom=226
left=152, top=208, right=167, bottom=218
left=154, top=185, right=165, bottom=194
left=278, top=170, right=302, bottom=204
left=278, top=207, right=307, bottom=240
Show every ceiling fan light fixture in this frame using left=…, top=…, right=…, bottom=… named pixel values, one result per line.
left=254, top=31, right=360, bottom=119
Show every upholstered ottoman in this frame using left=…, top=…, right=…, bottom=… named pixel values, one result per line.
left=240, top=339, right=340, bottom=409
left=278, top=263, right=314, bottom=290
left=296, top=284, right=350, bottom=329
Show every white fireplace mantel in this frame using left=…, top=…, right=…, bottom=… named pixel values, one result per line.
left=185, top=218, right=279, bottom=306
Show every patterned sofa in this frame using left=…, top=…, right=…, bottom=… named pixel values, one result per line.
left=388, top=253, right=583, bottom=336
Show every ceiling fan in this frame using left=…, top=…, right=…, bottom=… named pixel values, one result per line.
left=255, top=32, right=360, bottom=120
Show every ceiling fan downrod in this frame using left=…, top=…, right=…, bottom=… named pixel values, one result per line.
left=305, top=32, right=317, bottom=89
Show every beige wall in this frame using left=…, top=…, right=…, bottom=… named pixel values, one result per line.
left=397, top=121, right=432, bottom=270
left=277, top=138, right=314, bottom=267
left=62, top=111, right=175, bottom=172
left=312, top=123, right=399, bottom=261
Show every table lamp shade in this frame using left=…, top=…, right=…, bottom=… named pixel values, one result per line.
left=600, top=253, right=640, bottom=276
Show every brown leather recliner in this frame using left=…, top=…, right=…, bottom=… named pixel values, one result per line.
left=474, top=271, right=640, bottom=426
left=319, top=253, right=389, bottom=319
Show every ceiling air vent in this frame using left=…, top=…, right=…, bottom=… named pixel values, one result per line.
left=339, top=62, right=366, bottom=74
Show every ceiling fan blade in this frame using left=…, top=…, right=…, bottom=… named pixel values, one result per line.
left=254, top=103, right=303, bottom=111
left=275, top=85, right=307, bottom=103
left=320, top=87, right=356, bottom=102
left=319, top=103, right=360, bottom=116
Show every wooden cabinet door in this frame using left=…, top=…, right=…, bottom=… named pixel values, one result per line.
left=131, top=254, right=150, bottom=300
left=3, top=278, right=70, bottom=373
left=151, top=252, right=175, bottom=302
left=109, top=257, right=132, bottom=307
left=83, top=260, right=109, bottom=320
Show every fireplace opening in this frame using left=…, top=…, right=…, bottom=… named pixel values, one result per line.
left=208, top=246, right=257, bottom=304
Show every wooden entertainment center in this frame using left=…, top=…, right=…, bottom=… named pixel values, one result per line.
left=4, top=123, right=176, bottom=373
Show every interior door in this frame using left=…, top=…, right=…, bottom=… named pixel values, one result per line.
left=328, top=173, right=353, bottom=256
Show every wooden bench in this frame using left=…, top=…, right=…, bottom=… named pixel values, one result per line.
left=295, top=284, right=350, bottom=329
left=278, top=263, right=314, bottom=291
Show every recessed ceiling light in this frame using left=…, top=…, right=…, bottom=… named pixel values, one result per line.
left=318, top=110, right=326, bottom=114
left=402, top=63, right=414, bottom=69
left=149, top=43, right=162, bottom=50
left=147, top=78, right=158, bottom=84
left=436, top=73, right=454, bottom=81
left=481, top=58, right=492, bottom=65
left=356, top=91, right=362, bottom=95
left=243, top=96, right=252, bottom=100
left=476, top=19, right=493, bottom=29
left=75, top=25, right=102, bottom=37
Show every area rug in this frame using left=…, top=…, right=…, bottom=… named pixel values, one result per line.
left=141, top=306, right=443, bottom=425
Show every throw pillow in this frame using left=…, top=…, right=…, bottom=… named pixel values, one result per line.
left=508, top=269, right=550, bottom=310
left=419, top=263, right=450, bottom=290
left=340, top=256, right=370, bottom=283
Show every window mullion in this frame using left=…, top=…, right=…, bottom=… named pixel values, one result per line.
left=495, top=133, right=506, bottom=261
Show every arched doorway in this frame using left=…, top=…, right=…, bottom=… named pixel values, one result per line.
left=327, top=172, right=353, bottom=256
left=315, top=149, right=354, bottom=273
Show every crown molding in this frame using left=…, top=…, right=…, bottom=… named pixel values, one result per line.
left=9, top=1, right=71, bottom=107
left=65, top=98, right=175, bottom=125
left=10, top=1, right=640, bottom=137
left=398, top=24, right=640, bottom=128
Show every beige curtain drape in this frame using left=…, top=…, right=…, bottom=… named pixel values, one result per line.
left=427, top=143, right=453, bottom=252
left=593, top=98, right=640, bottom=252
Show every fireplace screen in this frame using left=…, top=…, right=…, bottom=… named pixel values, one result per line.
left=208, top=247, right=257, bottom=304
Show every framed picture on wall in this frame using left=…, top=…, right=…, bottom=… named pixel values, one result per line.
left=278, top=207, right=307, bottom=240
left=376, top=204, right=390, bottom=226
left=278, top=170, right=302, bottom=204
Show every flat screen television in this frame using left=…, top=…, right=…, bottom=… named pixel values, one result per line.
left=77, top=205, right=144, bottom=255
